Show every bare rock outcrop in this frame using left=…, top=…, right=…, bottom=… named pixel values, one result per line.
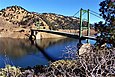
left=78, top=43, right=94, bottom=55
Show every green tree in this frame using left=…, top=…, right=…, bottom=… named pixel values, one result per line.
left=95, top=0, right=115, bottom=47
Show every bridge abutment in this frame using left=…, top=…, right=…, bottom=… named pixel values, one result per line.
left=30, top=30, right=41, bottom=40
left=36, top=32, right=41, bottom=39
left=30, top=29, right=67, bottom=40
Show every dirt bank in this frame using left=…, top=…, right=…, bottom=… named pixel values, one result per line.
left=0, top=27, right=31, bottom=39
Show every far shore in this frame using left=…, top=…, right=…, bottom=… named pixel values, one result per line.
left=0, top=27, right=97, bottom=39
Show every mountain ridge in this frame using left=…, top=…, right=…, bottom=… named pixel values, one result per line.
left=0, top=5, right=95, bottom=39
left=0, top=5, right=85, bottom=29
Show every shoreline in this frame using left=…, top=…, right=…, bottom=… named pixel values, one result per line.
left=0, top=28, right=97, bottom=39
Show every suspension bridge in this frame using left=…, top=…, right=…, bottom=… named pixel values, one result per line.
left=30, top=8, right=104, bottom=43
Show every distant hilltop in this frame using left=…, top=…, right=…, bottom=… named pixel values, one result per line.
left=0, top=5, right=96, bottom=39
left=0, top=5, right=88, bottom=29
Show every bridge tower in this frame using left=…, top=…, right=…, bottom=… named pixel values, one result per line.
left=79, top=8, right=90, bottom=43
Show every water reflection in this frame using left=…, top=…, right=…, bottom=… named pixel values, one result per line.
left=34, top=38, right=79, bottom=61
left=0, top=38, right=38, bottom=58
left=0, top=38, right=94, bottom=68
left=35, top=38, right=77, bottom=48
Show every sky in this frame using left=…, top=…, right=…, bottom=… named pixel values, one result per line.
left=0, top=0, right=105, bottom=23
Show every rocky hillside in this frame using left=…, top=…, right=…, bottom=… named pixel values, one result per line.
left=0, top=5, right=93, bottom=38
left=40, top=13, right=81, bottom=29
left=0, top=5, right=88, bottom=29
left=0, top=6, right=48, bottom=28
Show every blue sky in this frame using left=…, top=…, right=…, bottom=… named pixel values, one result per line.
left=0, top=0, right=104, bottom=23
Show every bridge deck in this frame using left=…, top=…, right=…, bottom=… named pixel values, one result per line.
left=31, top=29, right=97, bottom=40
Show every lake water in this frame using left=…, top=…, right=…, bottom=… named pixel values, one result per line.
left=0, top=38, right=95, bottom=68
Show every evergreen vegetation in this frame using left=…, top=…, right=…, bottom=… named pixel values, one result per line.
left=95, top=0, right=115, bottom=47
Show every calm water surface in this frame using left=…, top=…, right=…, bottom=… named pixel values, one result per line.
left=0, top=38, right=95, bottom=68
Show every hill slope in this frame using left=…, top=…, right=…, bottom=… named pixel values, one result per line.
left=0, top=5, right=92, bottom=38
left=0, top=6, right=84, bottom=29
